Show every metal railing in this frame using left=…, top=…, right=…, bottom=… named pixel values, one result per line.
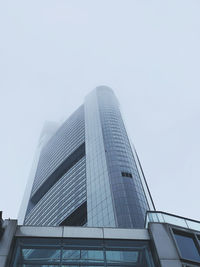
left=145, top=211, right=200, bottom=232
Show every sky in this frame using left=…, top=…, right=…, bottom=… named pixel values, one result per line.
left=0, top=0, right=200, bottom=221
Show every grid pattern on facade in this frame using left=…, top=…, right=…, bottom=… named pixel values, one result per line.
left=31, top=105, right=85, bottom=197
left=25, top=156, right=86, bottom=226
left=85, top=90, right=116, bottom=227
left=97, top=87, right=149, bottom=228
left=23, top=86, right=152, bottom=229
left=31, top=142, right=85, bottom=206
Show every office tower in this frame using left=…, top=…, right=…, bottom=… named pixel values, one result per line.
left=4, top=86, right=199, bottom=267
left=21, top=86, right=154, bottom=228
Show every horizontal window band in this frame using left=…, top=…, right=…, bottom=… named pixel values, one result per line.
left=30, top=142, right=85, bottom=205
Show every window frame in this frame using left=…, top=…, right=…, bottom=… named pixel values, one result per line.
left=170, top=226, right=200, bottom=265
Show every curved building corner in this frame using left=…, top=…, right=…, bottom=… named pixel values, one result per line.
left=22, top=86, right=153, bottom=228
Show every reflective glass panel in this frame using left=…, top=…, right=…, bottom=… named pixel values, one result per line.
left=24, top=265, right=57, bottom=267
left=164, top=214, right=188, bottom=228
left=62, top=249, right=104, bottom=263
left=22, top=248, right=60, bottom=262
left=187, top=220, right=200, bottom=232
left=106, top=250, right=138, bottom=263
left=174, top=232, right=200, bottom=262
left=10, top=237, right=155, bottom=267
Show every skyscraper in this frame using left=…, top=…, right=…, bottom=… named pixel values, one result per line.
left=21, top=86, right=154, bottom=228
left=5, top=86, right=198, bottom=267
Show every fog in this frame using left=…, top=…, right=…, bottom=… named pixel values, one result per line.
left=0, top=0, right=200, bottom=221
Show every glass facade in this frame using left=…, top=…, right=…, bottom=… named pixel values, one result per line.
left=23, top=86, right=152, bottom=228
left=25, top=157, right=86, bottom=226
left=24, top=106, right=86, bottom=226
left=96, top=87, right=149, bottom=228
left=10, top=237, right=155, bottom=267
left=174, top=232, right=200, bottom=262
left=85, top=89, right=116, bottom=227
left=172, top=228, right=200, bottom=265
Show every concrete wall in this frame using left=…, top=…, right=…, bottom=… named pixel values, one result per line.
left=0, top=220, right=17, bottom=267
left=149, top=223, right=182, bottom=267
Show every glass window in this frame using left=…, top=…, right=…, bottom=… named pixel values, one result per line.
left=23, top=265, right=59, bottom=267
left=22, top=248, right=61, bottom=262
left=173, top=231, right=200, bottom=262
left=121, top=172, right=132, bottom=178
left=10, top=237, right=155, bottom=267
left=62, top=249, right=104, bottom=263
left=164, top=214, right=188, bottom=228
left=106, top=250, right=138, bottom=263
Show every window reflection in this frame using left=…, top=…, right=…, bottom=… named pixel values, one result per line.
left=106, top=250, right=138, bottom=263
left=173, top=230, right=200, bottom=263
left=10, top=238, right=155, bottom=267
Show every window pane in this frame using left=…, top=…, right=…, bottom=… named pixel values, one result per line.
left=106, top=250, right=138, bottom=263
left=62, top=266, right=104, bottom=267
left=174, top=233, right=200, bottom=262
left=62, top=249, right=80, bottom=260
left=22, top=248, right=60, bottom=262
left=24, top=265, right=58, bottom=267
left=163, top=214, right=188, bottom=228
left=81, top=250, right=104, bottom=261
left=62, top=249, right=104, bottom=263
left=187, top=220, right=200, bottom=232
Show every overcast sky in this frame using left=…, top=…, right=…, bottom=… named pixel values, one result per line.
left=0, top=0, right=200, bottom=222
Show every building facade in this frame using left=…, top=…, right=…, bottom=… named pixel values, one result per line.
left=2, top=86, right=199, bottom=267
left=2, top=211, right=200, bottom=267
left=21, top=86, right=154, bottom=228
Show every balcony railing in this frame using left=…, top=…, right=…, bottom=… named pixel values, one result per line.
left=145, top=211, right=200, bottom=232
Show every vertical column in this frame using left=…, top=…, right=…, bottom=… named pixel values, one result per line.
left=84, top=89, right=116, bottom=227
left=149, top=223, right=182, bottom=267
